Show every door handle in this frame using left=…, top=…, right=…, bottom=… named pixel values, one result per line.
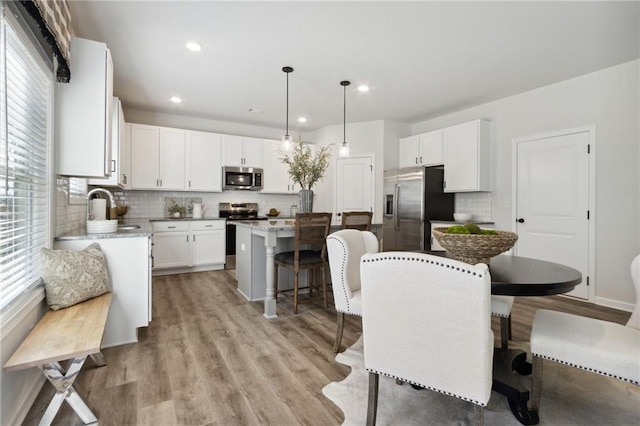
left=394, top=184, right=400, bottom=231
left=517, top=218, right=525, bottom=223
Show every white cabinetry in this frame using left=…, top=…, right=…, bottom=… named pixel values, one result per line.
left=186, top=131, right=222, bottom=192
left=130, top=124, right=185, bottom=190
left=398, top=130, right=443, bottom=168
left=443, top=120, right=490, bottom=192
left=222, top=135, right=263, bottom=167
left=152, top=221, right=190, bottom=269
left=152, top=220, right=225, bottom=273
left=191, top=221, right=226, bottom=265
left=262, top=139, right=296, bottom=193
left=56, top=37, right=113, bottom=177
left=55, top=236, right=151, bottom=347
left=88, top=98, right=130, bottom=188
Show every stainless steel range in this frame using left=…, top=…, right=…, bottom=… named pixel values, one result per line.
left=219, top=203, right=267, bottom=255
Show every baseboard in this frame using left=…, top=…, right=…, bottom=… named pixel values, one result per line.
left=6, top=371, right=45, bottom=426
left=152, top=264, right=224, bottom=276
left=593, top=296, right=634, bottom=313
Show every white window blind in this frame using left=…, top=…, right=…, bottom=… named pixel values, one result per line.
left=0, top=8, right=52, bottom=310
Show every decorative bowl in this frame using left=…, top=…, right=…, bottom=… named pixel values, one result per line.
left=432, top=227, right=518, bottom=264
left=453, top=212, right=473, bottom=222
left=266, top=211, right=280, bottom=217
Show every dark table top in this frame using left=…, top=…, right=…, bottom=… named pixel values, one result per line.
left=424, top=252, right=582, bottom=296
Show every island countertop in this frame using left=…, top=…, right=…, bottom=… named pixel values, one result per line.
left=230, top=219, right=382, bottom=232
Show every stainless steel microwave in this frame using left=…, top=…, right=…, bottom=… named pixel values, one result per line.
left=223, top=166, right=263, bottom=190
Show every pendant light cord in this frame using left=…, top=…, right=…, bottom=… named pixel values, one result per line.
left=340, top=80, right=350, bottom=143
left=286, top=71, right=289, bottom=135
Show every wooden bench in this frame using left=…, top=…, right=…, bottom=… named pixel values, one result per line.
left=4, top=293, right=112, bottom=425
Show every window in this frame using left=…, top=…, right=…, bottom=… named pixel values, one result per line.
left=0, top=8, right=53, bottom=311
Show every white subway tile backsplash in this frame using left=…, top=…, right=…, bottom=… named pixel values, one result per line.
left=454, top=192, right=492, bottom=222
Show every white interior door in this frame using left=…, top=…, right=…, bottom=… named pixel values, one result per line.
left=335, top=156, right=374, bottom=226
left=514, top=130, right=591, bottom=299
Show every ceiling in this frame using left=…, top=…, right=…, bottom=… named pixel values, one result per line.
left=69, top=1, right=639, bottom=133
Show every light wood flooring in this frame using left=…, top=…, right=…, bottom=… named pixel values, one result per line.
left=23, top=269, right=630, bottom=425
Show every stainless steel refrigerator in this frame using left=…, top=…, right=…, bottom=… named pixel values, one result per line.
left=382, top=166, right=454, bottom=251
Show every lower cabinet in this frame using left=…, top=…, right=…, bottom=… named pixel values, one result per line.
left=152, top=220, right=225, bottom=274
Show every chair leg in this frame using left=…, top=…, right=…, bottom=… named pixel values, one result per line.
left=473, top=404, right=484, bottom=426
left=530, top=355, right=543, bottom=412
left=508, top=314, right=512, bottom=339
left=293, top=271, right=299, bottom=314
left=366, top=372, right=379, bottom=426
left=274, top=264, right=279, bottom=300
left=333, top=312, right=345, bottom=353
left=321, top=264, right=328, bottom=309
left=500, top=316, right=509, bottom=349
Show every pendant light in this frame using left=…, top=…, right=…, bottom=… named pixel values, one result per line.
left=339, top=80, right=351, bottom=157
left=282, top=66, right=294, bottom=151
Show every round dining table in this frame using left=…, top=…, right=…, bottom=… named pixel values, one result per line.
left=426, top=251, right=583, bottom=425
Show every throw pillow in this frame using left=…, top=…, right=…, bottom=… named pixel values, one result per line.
left=41, top=243, right=111, bottom=310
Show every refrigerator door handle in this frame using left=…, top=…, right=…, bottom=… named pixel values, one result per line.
left=394, top=183, right=400, bottom=230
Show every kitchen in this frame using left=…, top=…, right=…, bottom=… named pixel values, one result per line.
left=1, top=1, right=639, bottom=425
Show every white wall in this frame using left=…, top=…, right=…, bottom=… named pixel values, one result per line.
left=306, top=120, right=408, bottom=224
left=412, top=60, right=640, bottom=309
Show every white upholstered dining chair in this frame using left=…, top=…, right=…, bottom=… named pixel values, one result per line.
left=491, top=295, right=514, bottom=349
left=326, top=229, right=379, bottom=353
left=361, top=252, right=494, bottom=426
left=529, top=254, right=640, bottom=414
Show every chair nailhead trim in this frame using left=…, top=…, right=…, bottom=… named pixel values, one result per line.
left=366, top=368, right=486, bottom=406
left=362, top=255, right=486, bottom=278
left=327, top=236, right=353, bottom=312
left=532, top=353, right=640, bottom=385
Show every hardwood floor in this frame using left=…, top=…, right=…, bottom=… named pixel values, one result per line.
left=23, top=269, right=630, bottom=425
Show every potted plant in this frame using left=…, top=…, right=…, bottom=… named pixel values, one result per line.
left=280, top=142, right=332, bottom=212
left=168, top=200, right=186, bottom=218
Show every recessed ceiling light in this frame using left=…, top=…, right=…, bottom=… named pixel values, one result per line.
left=170, top=96, right=182, bottom=104
left=357, top=84, right=369, bottom=92
left=297, top=117, right=307, bottom=123
left=186, top=42, right=202, bottom=52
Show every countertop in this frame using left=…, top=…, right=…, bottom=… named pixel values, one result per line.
left=230, top=219, right=383, bottom=232
left=55, top=219, right=152, bottom=241
left=148, top=217, right=226, bottom=222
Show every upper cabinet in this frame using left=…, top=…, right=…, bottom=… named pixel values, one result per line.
left=56, top=37, right=113, bottom=177
left=398, top=130, right=443, bottom=168
left=443, top=119, right=490, bottom=192
left=88, top=97, right=130, bottom=188
left=222, top=135, right=263, bottom=167
left=130, top=124, right=185, bottom=190
left=186, top=130, right=222, bottom=192
left=262, top=140, right=296, bottom=193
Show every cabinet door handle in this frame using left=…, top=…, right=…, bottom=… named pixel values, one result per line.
left=415, top=157, right=418, bottom=164
left=168, top=226, right=176, bottom=229
left=186, top=235, right=189, bottom=242
left=189, top=180, right=191, bottom=188
left=205, top=225, right=213, bottom=227
left=160, top=179, right=163, bottom=187
left=111, top=160, right=116, bottom=173
left=122, top=173, right=127, bottom=184
left=419, top=156, right=423, bottom=163
left=193, top=235, right=196, bottom=241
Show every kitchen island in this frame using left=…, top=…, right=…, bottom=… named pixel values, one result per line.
left=232, top=219, right=381, bottom=318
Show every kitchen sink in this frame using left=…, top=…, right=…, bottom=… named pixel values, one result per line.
left=117, top=224, right=141, bottom=230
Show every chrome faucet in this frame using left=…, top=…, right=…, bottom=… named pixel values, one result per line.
left=87, top=188, right=117, bottom=221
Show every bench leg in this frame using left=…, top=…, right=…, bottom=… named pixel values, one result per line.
left=89, top=352, right=106, bottom=367
left=38, top=356, right=98, bottom=425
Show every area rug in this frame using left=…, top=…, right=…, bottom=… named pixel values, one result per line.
left=322, top=337, right=640, bottom=425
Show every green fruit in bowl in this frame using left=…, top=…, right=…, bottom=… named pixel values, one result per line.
left=447, top=225, right=471, bottom=234
left=482, top=229, right=498, bottom=235
left=463, top=222, right=482, bottom=234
